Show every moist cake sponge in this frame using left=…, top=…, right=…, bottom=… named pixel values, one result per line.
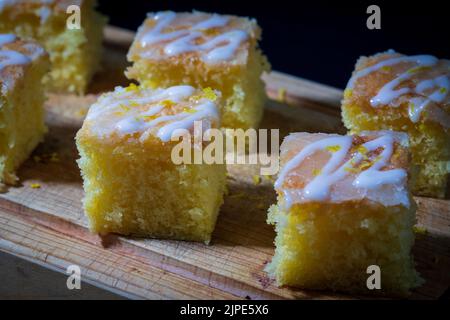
left=342, top=51, right=450, bottom=198
left=0, top=34, right=49, bottom=185
left=0, top=0, right=107, bottom=94
left=126, top=11, right=270, bottom=130
left=76, top=84, right=226, bottom=243
left=266, top=131, right=422, bottom=296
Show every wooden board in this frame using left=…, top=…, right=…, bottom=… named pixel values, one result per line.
left=0, top=26, right=449, bottom=300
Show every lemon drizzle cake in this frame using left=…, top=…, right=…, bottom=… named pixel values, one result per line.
left=0, top=0, right=106, bottom=94
left=76, top=84, right=226, bottom=243
left=266, top=131, right=422, bottom=295
left=342, top=51, right=450, bottom=197
left=0, top=33, right=49, bottom=184
left=126, top=11, right=270, bottom=129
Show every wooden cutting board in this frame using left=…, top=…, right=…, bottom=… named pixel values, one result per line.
left=0, top=26, right=449, bottom=300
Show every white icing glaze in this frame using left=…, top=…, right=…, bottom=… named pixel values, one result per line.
left=140, top=12, right=187, bottom=46
left=275, top=136, right=353, bottom=203
left=408, top=97, right=429, bottom=123
left=275, top=132, right=409, bottom=208
left=193, top=14, right=229, bottom=30
left=139, top=11, right=247, bottom=63
left=0, top=0, right=55, bottom=23
left=348, top=52, right=449, bottom=126
left=407, top=75, right=450, bottom=123
left=86, top=85, right=220, bottom=143
left=347, top=54, right=438, bottom=88
left=156, top=100, right=218, bottom=141
left=0, top=33, right=16, bottom=47
left=164, top=30, right=248, bottom=63
left=38, top=6, right=52, bottom=23
left=370, top=71, right=413, bottom=107
left=352, top=135, right=406, bottom=189
left=87, top=85, right=196, bottom=121
left=0, top=49, right=31, bottom=72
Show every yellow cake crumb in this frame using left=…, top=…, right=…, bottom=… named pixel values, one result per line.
left=252, top=175, right=261, bottom=185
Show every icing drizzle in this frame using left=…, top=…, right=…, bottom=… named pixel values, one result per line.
left=347, top=52, right=449, bottom=126
left=86, top=85, right=220, bottom=143
left=0, top=34, right=31, bottom=73
left=275, top=132, right=409, bottom=209
left=139, top=11, right=248, bottom=63
left=0, top=0, right=55, bottom=23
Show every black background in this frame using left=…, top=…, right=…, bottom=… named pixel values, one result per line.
left=97, top=0, right=449, bottom=89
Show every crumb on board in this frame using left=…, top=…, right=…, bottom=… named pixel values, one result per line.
left=262, top=175, right=275, bottom=183
left=413, top=225, right=428, bottom=235
left=277, top=87, right=287, bottom=103
left=50, top=152, right=60, bottom=163
left=30, top=183, right=41, bottom=189
left=32, top=152, right=60, bottom=164
left=77, top=108, right=88, bottom=117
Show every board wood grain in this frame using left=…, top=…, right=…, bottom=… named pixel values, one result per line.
left=0, top=26, right=448, bottom=300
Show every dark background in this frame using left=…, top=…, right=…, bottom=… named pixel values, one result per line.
left=97, top=0, right=449, bottom=89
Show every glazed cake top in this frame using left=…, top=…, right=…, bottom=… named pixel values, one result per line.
left=0, top=33, right=47, bottom=95
left=275, top=131, right=411, bottom=208
left=83, top=84, right=221, bottom=143
left=344, top=50, right=450, bottom=129
left=128, top=11, right=260, bottom=65
left=0, top=0, right=83, bottom=23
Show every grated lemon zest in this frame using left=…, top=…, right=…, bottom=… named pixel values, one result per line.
left=203, top=87, right=217, bottom=101
left=183, top=107, right=197, bottom=114
left=125, top=83, right=138, bottom=92
left=325, top=145, right=341, bottom=153
left=161, top=100, right=175, bottom=108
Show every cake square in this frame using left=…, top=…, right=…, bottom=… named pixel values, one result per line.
left=0, top=34, right=49, bottom=185
left=266, top=131, right=422, bottom=295
left=76, top=84, right=226, bottom=243
left=0, top=0, right=107, bottom=94
left=126, top=11, right=270, bottom=130
left=341, top=51, right=449, bottom=198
